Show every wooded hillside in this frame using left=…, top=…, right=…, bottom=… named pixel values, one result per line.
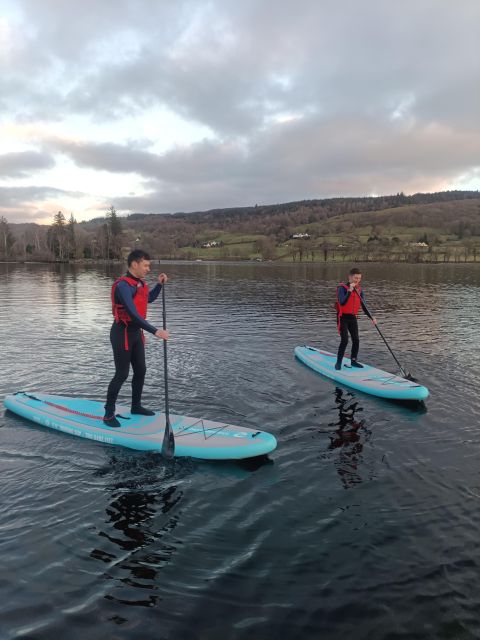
left=2, top=191, right=480, bottom=263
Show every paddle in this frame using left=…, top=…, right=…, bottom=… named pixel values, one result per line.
left=353, top=288, right=416, bottom=382
left=161, top=284, right=175, bottom=459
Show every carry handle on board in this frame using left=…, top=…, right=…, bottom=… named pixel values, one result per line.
left=352, top=287, right=416, bottom=382
left=161, top=284, right=175, bottom=459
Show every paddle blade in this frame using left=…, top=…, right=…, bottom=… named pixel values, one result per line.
left=161, top=417, right=175, bottom=459
left=399, top=368, right=417, bottom=382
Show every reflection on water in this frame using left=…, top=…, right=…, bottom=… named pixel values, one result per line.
left=87, top=451, right=277, bottom=615
left=99, top=485, right=179, bottom=608
left=328, top=388, right=371, bottom=489
left=2, top=261, right=480, bottom=639
left=91, top=455, right=186, bottom=608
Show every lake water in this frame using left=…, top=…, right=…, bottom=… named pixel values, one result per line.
left=1, top=260, right=480, bottom=640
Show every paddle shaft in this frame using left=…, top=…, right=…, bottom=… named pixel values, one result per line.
left=352, top=287, right=410, bottom=378
left=161, top=284, right=175, bottom=458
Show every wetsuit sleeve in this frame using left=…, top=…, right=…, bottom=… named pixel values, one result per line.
left=116, top=281, right=158, bottom=334
left=148, top=283, right=162, bottom=303
left=359, top=290, right=373, bottom=320
left=337, top=286, right=351, bottom=305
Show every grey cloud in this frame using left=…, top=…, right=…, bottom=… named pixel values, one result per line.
left=53, top=112, right=478, bottom=214
left=47, top=136, right=249, bottom=183
left=46, top=102, right=480, bottom=180
left=49, top=138, right=161, bottom=174
left=0, top=185, right=88, bottom=222
left=0, top=151, right=56, bottom=178
left=5, top=1, right=479, bottom=134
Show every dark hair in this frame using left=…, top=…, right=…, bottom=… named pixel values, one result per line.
left=127, top=249, right=151, bottom=266
left=349, top=267, right=361, bottom=275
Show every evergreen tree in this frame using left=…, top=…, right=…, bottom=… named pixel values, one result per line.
left=106, top=205, right=122, bottom=259
left=107, top=205, right=122, bottom=236
left=47, top=211, right=67, bottom=260
left=67, top=213, right=77, bottom=259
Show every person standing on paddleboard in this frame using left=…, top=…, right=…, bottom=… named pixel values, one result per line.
left=335, top=267, right=376, bottom=371
left=104, top=249, right=169, bottom=428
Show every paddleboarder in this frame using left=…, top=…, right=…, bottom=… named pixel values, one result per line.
left=104, top=249, right=169, bottom=428
left=335, top=267, right=376, bottom=370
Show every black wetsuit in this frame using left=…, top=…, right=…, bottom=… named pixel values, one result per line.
left=336, top=287, right=373, bottom=364
left=105, top=273, right=162, bottom=415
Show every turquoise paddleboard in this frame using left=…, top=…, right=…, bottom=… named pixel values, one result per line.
left=295, top=346, right=429, bottom=401
left=4, top=392, right=277, bottom=459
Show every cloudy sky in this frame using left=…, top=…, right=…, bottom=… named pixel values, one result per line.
left=1, top=0, right=479, bottom=223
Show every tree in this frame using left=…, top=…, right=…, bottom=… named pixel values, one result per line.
left=319, top=238, right=333, bottom=262
left=101, top=222, right=110, bottom=260
left=0, top=217, right=15, bottom=260
left=105, top=205, right=122, bottom=259
left=67, top=213, right=77, bottom=259
left=254, top=237, right=276, bottom=260
left=47, top=211, right=67, bottom=260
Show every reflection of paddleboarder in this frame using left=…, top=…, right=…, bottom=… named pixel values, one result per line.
left=328, top=387, right=371, bottom=489
left=335, top=267, right=377, bottom=371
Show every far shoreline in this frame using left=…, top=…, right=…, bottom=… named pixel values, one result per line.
left=2, top=257, right=480, bottom=267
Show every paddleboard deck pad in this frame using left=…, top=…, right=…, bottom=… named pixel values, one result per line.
left=4, top=392, right=277, bottom=459
left=295, top=346, right=429, bottom=401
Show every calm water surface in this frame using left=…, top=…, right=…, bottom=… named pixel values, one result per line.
left=1, top=261, right=480, bottom=640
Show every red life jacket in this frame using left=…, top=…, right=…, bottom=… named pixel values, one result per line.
left=335, top=282, right=362, bottom=332
left=111, top=275, right=149, bottom=349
